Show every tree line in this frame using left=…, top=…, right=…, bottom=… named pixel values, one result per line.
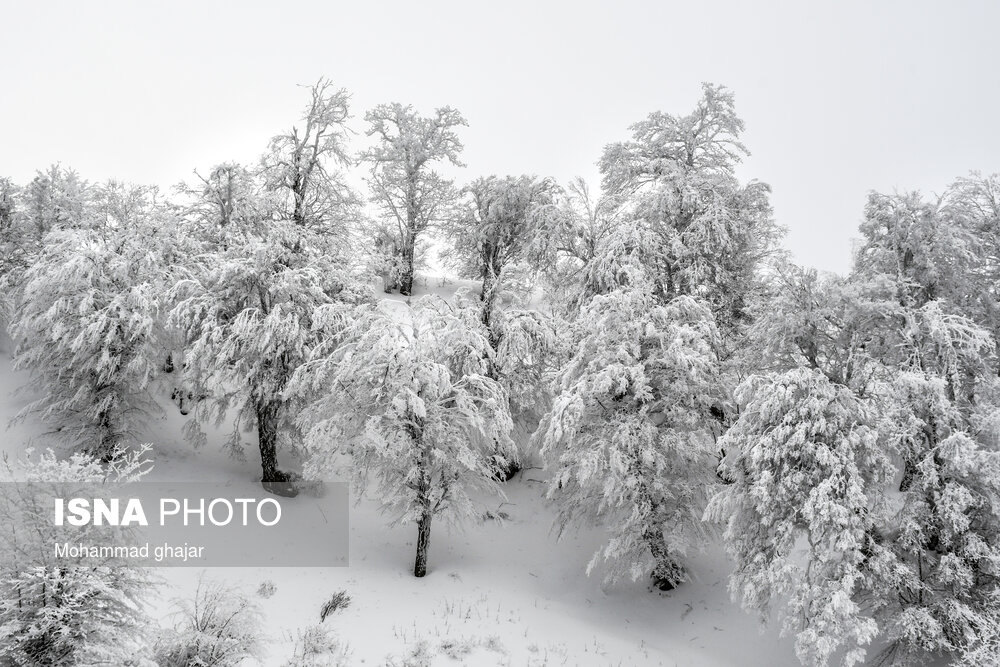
left=1, top=79, right=999, bottom=666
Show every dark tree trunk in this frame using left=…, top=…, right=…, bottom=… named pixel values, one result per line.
left=257, top=401, right=280, bottom=481
left=400, top=239, right=415, bottom=296
left=411, top=423, right=434, bottom=577
left=643, top=525, right=684, bottom=591
left=292, top=170, right=307, bottom=227
left=899, top=458, right=918, bottom=492
left=94, top=400, right=118, bottom=462
left=479, top=272, right=501, bottom=379
left=256, top=400, right=294, bottom=496
left=413, top=511, right=432, bottom=577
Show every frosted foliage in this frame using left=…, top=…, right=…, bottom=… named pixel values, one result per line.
left=447, top=175, right=559, bottom=288
left=362, top=102, right=466, bottom=295
left=944, top=173, right=1000, bottom=374
left=292, top=296, right=515, bottom=529
left=447, top=287, right=556, bottom=422
left=362, top=103, right=466, bottom=232
left=595, top=83, right=779, bottom=338
left=744, top=265, right=893, bottom=389
left=0, top=171, right=149, bottom=328
left=11, top=222, right=174, bottom=458
left=491, top=305, right=557, bottom=419
left=537, top=287, right=721, bottom=586
left=707, top=369, right=891, bottom=667
left=169, top=220, right=369, bottom=463
left=957, top=593, right=1000, bottom=667
left=260, top=79, right=359, bottom=232
left=718, top=258, right=1000, bottom=665
left=855, top=191, right=975, bottom=310
left=874, top=426, right=1000, bottom=664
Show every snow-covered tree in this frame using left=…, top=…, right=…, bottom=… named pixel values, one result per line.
left=0, top=177, right=16, bottom=233
left=0, top=177, right=25, bottom=328
left=549, top=177, right=622, bottom=270
left=596, top=83, right=780, bottom=344
left=368, top=215, right=407, bottom=293
left=0, top=446, right=156, bottom=666
left=864, top=304, right=1000, bottom=665
left=169, top=217, right=370, bottom=489
left=855, top=191, right=976, bottom=323
left=448, top=175, right=559, bottom=322
left=742, top=263, right=903, bottom=393
left=958, top=592, right=1000, bottom=667
left=536, top=285, right=722, bottom=588
left=446, top=176, right=561, bottom=427
left=533, top=176, right=625, bottom=314
left=717, top=239, right=1000, bottom=665
left=260, top=79, right=359, bottom=233
left=291, top=296, right=515, bottom=577
left=176, top=162, right=269, bottom=232
left=942, top=172, right=1000, bottom=373
left=872, top=406, right=1000, bottom=665
left=707, top=368, right=892, bottom=667
left=0, top=167, right=93, bottom=332
left=11, top=201, right=177, bottom=459
left=361, top=102, right=466, bottom=296
left=22, top=164, right=91, bottom=239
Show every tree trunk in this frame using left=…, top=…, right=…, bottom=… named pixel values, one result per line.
left=95, top=401, right=118, bottom=462
left=479, top=272, right=500, bottom=379
left=256, top=401, right=294, bottom=497
left=643, top=526, right=684, bottom=591
left=292, top=172, right=307, bottom=226
left=413, top=511, right=432, bottom=577
left=899, top=458, right=918, bottom=492
left=411, top=424, right=433, bottom=577
left=400, top=238, right=415, bottom=296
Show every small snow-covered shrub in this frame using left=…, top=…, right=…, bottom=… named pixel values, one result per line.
left=153, top=577, right=264, bottom=667
left=439, top=635, right=506, bottom=660
left=384, top=635, right=507, bottom=667
left=282, top=624, right=350, bottom=667
left=384, top=640, right=434, bottom=667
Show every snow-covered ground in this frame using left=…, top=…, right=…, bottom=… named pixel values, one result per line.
left=0, top=281, right=800, bottom=666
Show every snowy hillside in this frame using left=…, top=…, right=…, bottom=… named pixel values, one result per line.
left=0, top=283, right=801, bottom=666
left=3, top=67, right=998, bottom=667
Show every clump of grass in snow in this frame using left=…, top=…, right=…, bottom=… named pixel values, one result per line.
left=319, top=590, right=352, bottom=622
left=257, top=580, right=277, bottom=598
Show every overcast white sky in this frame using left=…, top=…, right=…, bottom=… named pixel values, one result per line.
left=2, top=0, right=998, bottom=274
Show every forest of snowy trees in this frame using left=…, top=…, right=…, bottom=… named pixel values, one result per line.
left=1, top=79, right=999, bottom=666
